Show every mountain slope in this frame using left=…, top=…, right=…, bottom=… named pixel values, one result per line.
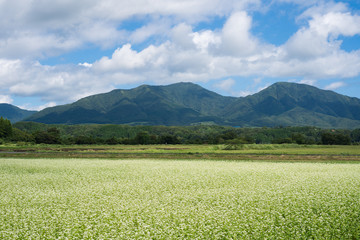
left=222, top=82, right=360, bottom=127
left=0, top=104, right=37, bottom=123
left=24, top=82, right=360, bottom=128
left=25, top=83, right=232, bottom=125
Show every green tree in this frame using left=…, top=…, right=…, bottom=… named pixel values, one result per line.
left=0, top=117, right=12, bottom=138
left=134, top=131, right=150, bottom=144
left=33, top=127, right=61, bottom=144
left=10, top=128, right=34, bottom=143
left=321, top=132, right=351, bottom=145
left=105, top=137, right=119, bottom=145
left=292, top=133, right=306, bottom=144
left=159, top=135, right=180, bottom=144
left=351, top=129, right=360, bottom=143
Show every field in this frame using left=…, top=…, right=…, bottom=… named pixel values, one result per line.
left=1, top=144, right=360, bottom=161
left=0, top=145, right=360, bottom=239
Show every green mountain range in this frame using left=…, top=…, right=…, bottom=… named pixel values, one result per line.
left=0, top=103, right=37, bottom=123
left=15, top=82, right=360, bottom=128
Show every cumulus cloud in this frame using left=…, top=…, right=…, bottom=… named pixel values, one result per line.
left=31, top=102, right=57, bottom=111
left=0, top=59, right=114, bottom=104
left=299, top=79, right=317, bottom=86
left=1, top=0, right=360, bottom=109
left=219, top=11, right=259, bottom=56
left=95, top=44, right=149, bottom=71
left=215, top=78, right=235, bottom=92
left=285, top=10, right=360, bottom=60
left=0, top=95, right=13, bottom=104
left=0, top=0, right=258, bottom=59
left=325, top=81, right=346, bottom=90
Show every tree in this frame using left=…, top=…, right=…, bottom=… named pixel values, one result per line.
left=292, top=133, right=306, bottom=144
left=0, top=117, right=12, bottom=138
left=10, top=128, right=34, bottom=143
left=321, top=132, right=351, bottom=145
left=134, top=131, right=150, bottom=144
left=72, top=135, right=96, bottom=145
left=105, top=137, right=119, bottom=145
left=158, top=135, right=180, bottom=144
left=33, top=127, right=61, bottom=144
left=351, top=129, right=360, bottom=143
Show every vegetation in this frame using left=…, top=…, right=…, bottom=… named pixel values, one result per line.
left=0, top=103, right=36, bottom=123
left=10, top=121, right=360, bottom=145
left=1, top=144, right=359, bottom=161
left=22, top=82, right=360, bottom=128
left=1, top=158, right=359, bottom=238
left=0, top=117, right=12, bottom=138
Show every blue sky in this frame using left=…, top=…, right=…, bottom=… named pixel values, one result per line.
left=0, top=0, right=360, bottom=110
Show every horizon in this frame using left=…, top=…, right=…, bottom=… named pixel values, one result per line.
left=0, top=0, right=360, bottom=110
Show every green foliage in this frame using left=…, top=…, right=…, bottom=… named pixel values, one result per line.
left=351, top=129, right=360, bottom=143
left=12, top=122, right=360, bottom=145
left=0, top=117, right=12, bottom=138
left=72, top=135, right=97, bottom=145
left=9, top=128, right=34, bottom=143
left=134, top=131, right=151, bottom=144
left=0, top=104, right=36, bottom=123
left=23, top=82, right=360, bottom=128
left=105, top=137, right=120, bottom=145
left=321, top=132, right=352, bottom=145
left=33, top=127, right=61, bottom=144
left=291, top=133, right=306, bottom=144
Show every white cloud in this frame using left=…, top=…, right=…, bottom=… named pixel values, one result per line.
left=1, top=1, right=360, bottom=110
left=0, top=95, right=13, bottom=104
left=170, top=23, right=195, bottom=50
left=0, top=0, right=259, bottom=59
left=310, top=12, right=360, bottom=38
left=192, top=30, right=221, bottom=52
left=324, top=81, right=346, bottom=90
left=219, top=11, right=258, bottom=57
left=130, top=20, right=171, bottom=44
left=19, top=102, right=58, bottom=111
left=215, top=78, right=235, bottom=92
left=299, top=79, right=317, bottom=86
left=0, top=59, right=114, bottom=104
left=238, top=91, right=252, bottom=97
left=95, top=44, right=147, bottom=71
left=79, top=62, right=92, bottom=68
left=285, top=2, right=360, bottom=60
left=33, top=102, right=57, bottom=111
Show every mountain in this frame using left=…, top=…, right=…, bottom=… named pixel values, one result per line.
left=24, top=82, right=360, bottom=128
left=25, top=82, right=236, bottom=125
left=222, top=82, right=360, bottom=128
left=0, top=103, right=37, bottom=123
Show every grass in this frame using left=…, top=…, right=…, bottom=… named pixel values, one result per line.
left=0, top=144, right=360, bottom=161
left=1, top=158, right=359, bottom=239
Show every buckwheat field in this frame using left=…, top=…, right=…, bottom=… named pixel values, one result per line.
left=1, top=158, right=359, bottom=239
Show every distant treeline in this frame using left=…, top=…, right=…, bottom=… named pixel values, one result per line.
left=0, top=120, right=359, bottom=145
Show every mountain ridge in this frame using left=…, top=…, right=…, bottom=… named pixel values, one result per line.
left=12, top=82, right=360, bottom=128
left=0, top=103, right=37, bottom=123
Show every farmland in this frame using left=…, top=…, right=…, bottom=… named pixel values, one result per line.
left=0, top=145, right=360, bottom=239
left=1, top=144, right=360, bottom=161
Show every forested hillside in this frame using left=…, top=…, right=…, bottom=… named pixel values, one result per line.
left=24, top=82, right=360, bottom=129
left=0, top=104, right=37, bottom=123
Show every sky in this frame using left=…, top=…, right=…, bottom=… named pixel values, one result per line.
left=0, top=0, right=360, bottom=110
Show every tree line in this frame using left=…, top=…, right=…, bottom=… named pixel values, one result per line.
left=0, top=119, right=359, bottom=145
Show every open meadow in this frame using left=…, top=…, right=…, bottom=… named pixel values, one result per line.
left=0, top=145, right=360, bottom=239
